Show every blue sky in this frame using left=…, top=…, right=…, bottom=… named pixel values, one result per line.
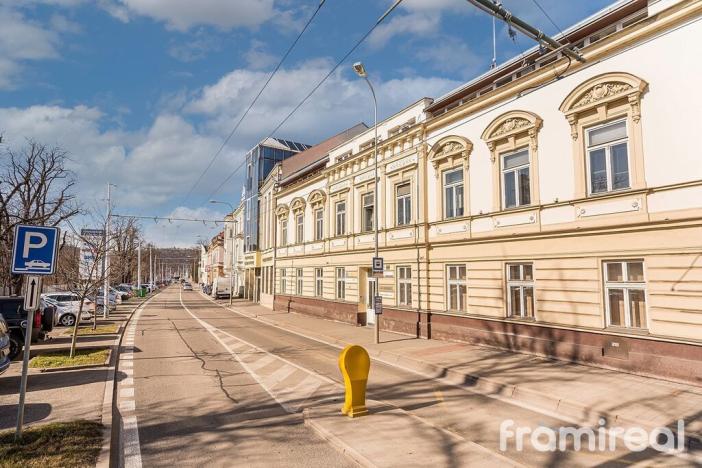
left=0, top=0, right=612, bottom=246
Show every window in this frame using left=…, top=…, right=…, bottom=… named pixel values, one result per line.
left=314, top=208, right=324, bottom=241
left=335, top=202, right=346, bottom=236
left=296, top=213, right=304, bottom=244
left=604, top=260, right=647, bottom=329
left=280, top=220, right=287, bottom=247
left=506, top=263, right=535, bottom=319
left=502, top=148, right=530, bottom=208
left=396, top=183, right=411, bottom=226
left=362, top=193, right=374, bottom=232
left=296, top=268, right=303, bottom=295
left=443, top=169, right=464, bottom=219
left=587, top=120, right=629, bottom=194
left=447, top=265, right=466, bottom=312
left=397, top=266, right=412, bottom=306
left=279, top=269, right=286, bottom=294
left=336, top=267, right=346, bottom=300
left=315, top=268, right=323, bottom=297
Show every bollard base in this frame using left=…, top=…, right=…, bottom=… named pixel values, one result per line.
left=345, top=406, right=368, bottom=418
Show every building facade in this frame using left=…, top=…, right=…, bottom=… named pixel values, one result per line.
left=264, top=0, right=702, bottom=382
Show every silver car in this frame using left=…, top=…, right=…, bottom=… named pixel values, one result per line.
left=41, top=293, right=93, bottom=327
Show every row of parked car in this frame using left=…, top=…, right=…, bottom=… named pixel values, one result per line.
left=0, top=282, right=158, bottom=374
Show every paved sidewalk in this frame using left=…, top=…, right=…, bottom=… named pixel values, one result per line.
left=0, top=297, right=145, bottom=431
left=213, top=297, right=702, bottom=441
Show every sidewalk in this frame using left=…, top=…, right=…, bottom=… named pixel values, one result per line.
left=214, top=297, right=702, bottom=440
left=0, top=297, right=145, bottom=431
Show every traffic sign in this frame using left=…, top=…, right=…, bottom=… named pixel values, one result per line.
left=11, top=225, right=60, bottom=275
left=22, top=276, right=42, bottom=311
left=373, top=295, right=383, bottom=315
left=372, top=256, right=384, bottom=274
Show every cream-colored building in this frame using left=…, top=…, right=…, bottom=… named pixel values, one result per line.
left=266, top=0, right=702, bottom=382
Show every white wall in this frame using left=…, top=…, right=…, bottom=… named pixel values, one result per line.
left=426, top=17, right=702, bottom=220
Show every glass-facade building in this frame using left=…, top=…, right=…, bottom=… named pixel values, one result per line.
left=243, top=138, right=310, bottom=252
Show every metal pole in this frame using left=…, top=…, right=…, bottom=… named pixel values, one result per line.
left=149, top=247, right=152, bottom=291
left=230, top=220, right=235, bottom=305
left=103, top=183, right=111, bottom=319
left=465, top=0, right=584, bottom=62
left=362, top=75, right=380, bottom=345
left=137, top=243, right=141, bottom=289
left=15, top=277, right=41, bottom=441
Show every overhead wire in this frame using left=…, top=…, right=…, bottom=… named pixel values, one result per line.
left=204, top=0, right=406, bottom=203
left=180, top=0, right=328, bottom=206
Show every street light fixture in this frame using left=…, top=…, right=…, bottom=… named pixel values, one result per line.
left=209, top=199, right=236, bottom=305
left=353, top=61, right=380, bottom=345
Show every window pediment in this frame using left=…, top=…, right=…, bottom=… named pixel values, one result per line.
left=290, top=197, right=306, bottom=214
left=428, top=136, right=473, bottom=172
left=307, top=189, right=326, bottom=208
left=275, top=204, right=289, bottom=219
left=482, top=110, right=542, bottom=163
left=560, top=72, right=647, bottom=140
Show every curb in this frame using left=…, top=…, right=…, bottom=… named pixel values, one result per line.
left=302, top=408, right=372, bottom=468
left=203, top=293, right=701, bottom=438
left=95, top=294, right=157, bottom=468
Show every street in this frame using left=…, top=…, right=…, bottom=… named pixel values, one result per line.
left=112, top=286, right=692, bottom=467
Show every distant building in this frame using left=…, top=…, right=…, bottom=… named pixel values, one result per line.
left=242, top=138, right=310, bottom=253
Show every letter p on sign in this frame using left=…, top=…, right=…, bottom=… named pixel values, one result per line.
left=23, top=232, right=47, bottom=258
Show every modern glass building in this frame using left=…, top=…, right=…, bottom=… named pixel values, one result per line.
left=243, top=137, right=310, bottom=252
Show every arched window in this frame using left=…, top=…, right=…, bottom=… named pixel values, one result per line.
left=481, top=111, right=542, bottom=211
left=428, top=136, right=473, bottom=220
left=307, top=189, right=326, bottom=241
left=559, top=72, right=647, bottom=198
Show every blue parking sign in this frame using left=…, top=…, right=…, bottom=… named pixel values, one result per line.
left=11, top=225, right=60, bottom=275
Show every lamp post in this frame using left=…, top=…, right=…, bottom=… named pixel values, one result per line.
left=353, top=61, right=380, bottom=345
left=210, top=200, right=236, bottom=305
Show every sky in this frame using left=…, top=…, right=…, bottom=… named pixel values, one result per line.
left=0, top=0, right=613, bottom=247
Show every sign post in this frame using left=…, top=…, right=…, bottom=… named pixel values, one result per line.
left=11, top=225, right=59, bottom=440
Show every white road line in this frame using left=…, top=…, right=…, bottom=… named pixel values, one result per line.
left=117, top=299, right=150, bottom=468
left=178, top=290, right=331, bottom=413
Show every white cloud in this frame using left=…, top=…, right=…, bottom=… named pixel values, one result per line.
left=0, top=4, right=81, bottom=89
left=109, top=0, right=277, bottom=31
left=168, top=34, right=220, bottom=62
left=186, top=59, right=461, bottom=144
left=368, top=11, right=441, bottom=49
left=142, top=206, right=228, bottom=247
left=244, top=39, right=277, bottom=70
left=416, top=37, right=483, bottom=78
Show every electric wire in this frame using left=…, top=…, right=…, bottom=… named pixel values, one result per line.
left=180, top=0, right=328, bottom=206
left=204, top=0, right=405, bottom=203
left=530, top=0, right=565, bottom=37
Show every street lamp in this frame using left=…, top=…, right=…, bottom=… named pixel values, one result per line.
left=209, top=200, right=236, bottom=305
left=353, top=61, right=380, bottom=345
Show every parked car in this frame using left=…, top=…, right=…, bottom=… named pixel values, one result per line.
left=90, top=289, right=117, bottom=311
left=0, top=314, right=11, bottom=375
left=115, top=285, right=132, bottom=299
left=41, top=293, right=93, bottom=327
left=211, top=277, right=231, bottom=299
left=0, top=296, right=54, bottom=359
left=182, top=282, right=193, bottom=291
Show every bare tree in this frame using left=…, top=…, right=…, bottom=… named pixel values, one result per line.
left=55, top=220, right=109, bottom=357
left=0, top=140, right=79, bottom=294
left=110, top=217, right=141, bottom=284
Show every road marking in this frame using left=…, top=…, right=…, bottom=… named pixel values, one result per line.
left=116, top=300, right=149, bottom=468
left=178, top=290, right=333, bottom=413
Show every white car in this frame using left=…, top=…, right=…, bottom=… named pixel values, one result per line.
left=41, top=292, right=93, bottom=327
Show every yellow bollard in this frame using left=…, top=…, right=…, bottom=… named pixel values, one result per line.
left=338, top=345, right=370, bottom=418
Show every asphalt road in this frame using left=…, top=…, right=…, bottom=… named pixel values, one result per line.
left=119, top=286, right=692, bottom=467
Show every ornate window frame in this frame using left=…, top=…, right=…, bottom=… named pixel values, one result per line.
left=428, top=136, right=473, bottom=220
left=275, top=204, right=289, bottom=247
left=559, top=72, right=647, bottom=198
left=481, top=110, right=542, bottom=212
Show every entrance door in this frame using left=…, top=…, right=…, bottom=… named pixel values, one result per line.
left=366, top=277, right=377, bottom=325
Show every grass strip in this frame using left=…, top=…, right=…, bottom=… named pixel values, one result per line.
left=63, top=324, right=118, bottom=336
left=29, top=348, right=109, bottom=369
left=0, top=420, right=102, bottom=468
